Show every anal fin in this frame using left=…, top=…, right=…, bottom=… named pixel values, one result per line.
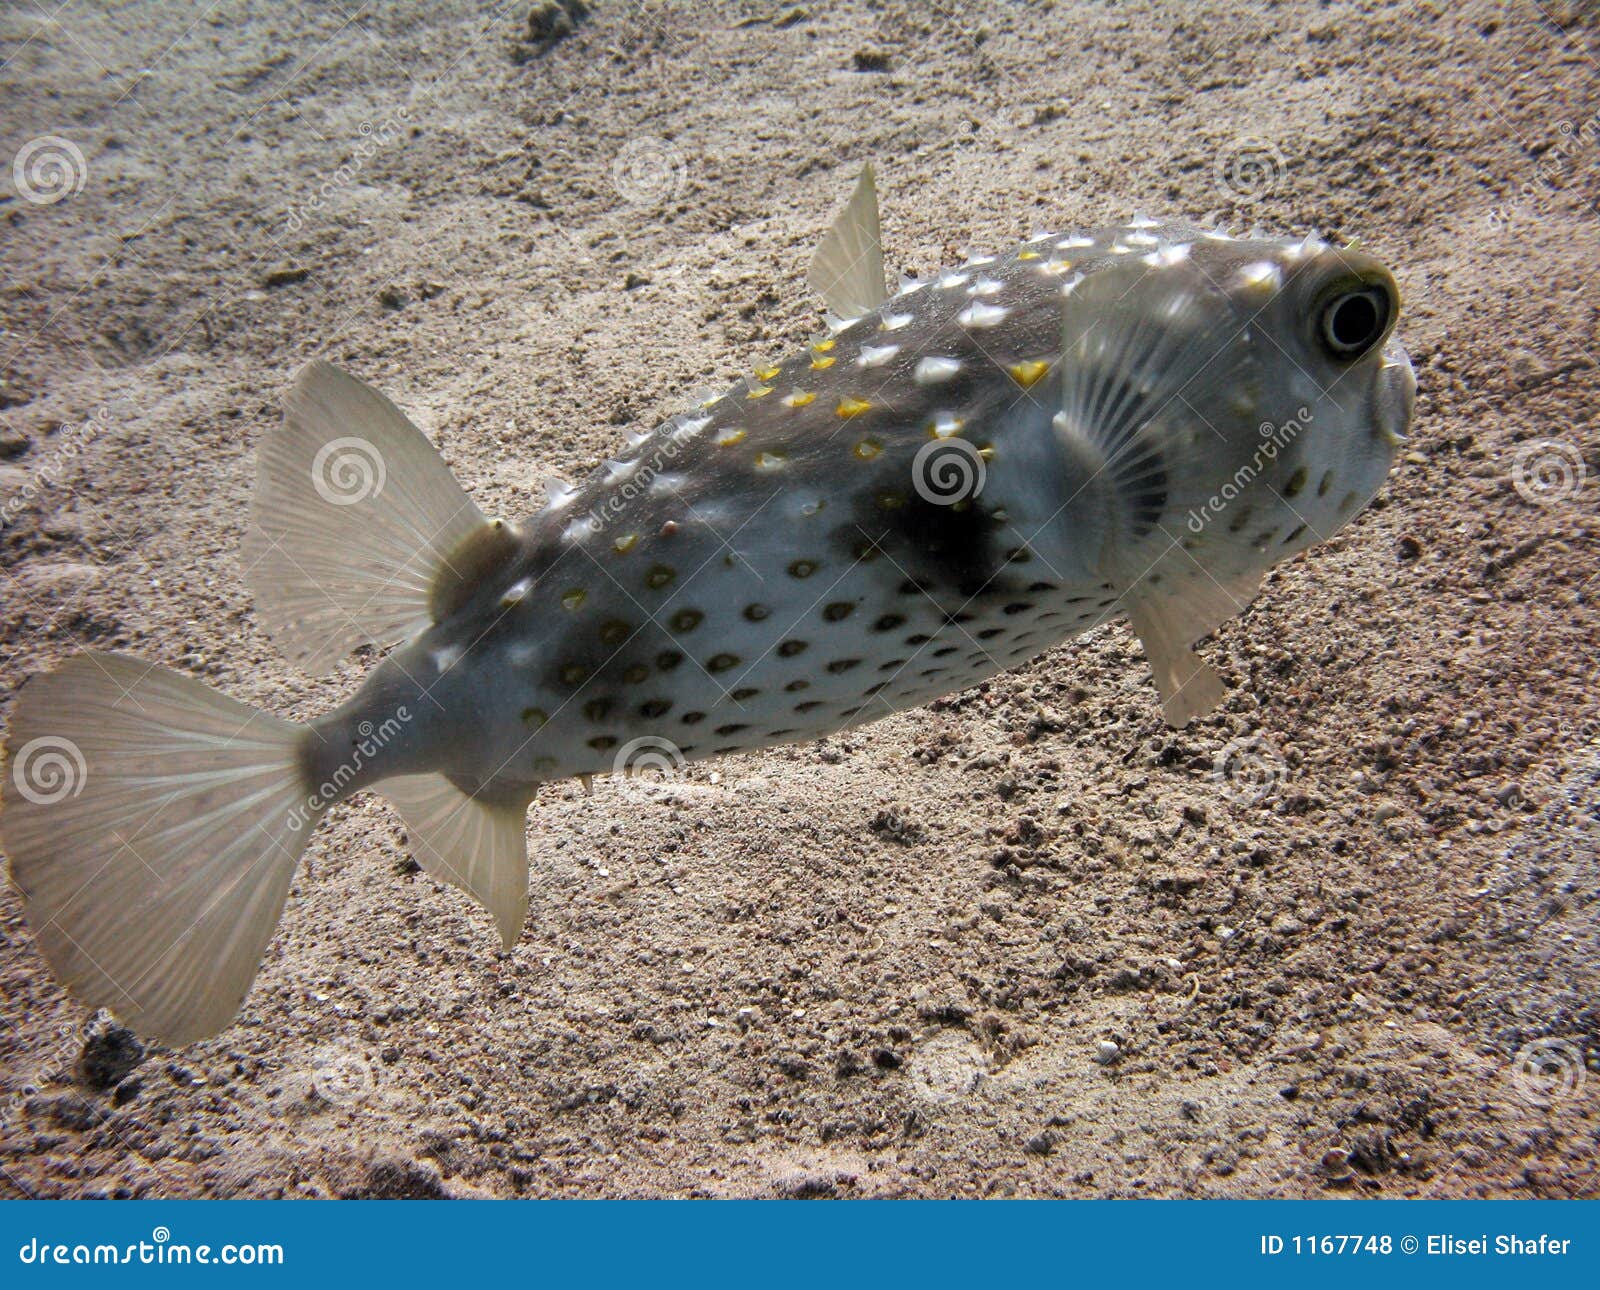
left=381, top=775, right=531, bottom=949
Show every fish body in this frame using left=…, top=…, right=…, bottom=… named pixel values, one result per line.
left=316, top=217, right=1412, bottom=798
left=1, top=170, right=1415, bottom=1043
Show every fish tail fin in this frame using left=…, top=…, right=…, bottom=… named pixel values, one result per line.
left=1, top=653, right=318, bottom=1045
left=243, top=360, right=509, bottom=677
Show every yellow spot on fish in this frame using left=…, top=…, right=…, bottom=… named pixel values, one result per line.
left=978, top=445, right=996, bottom=460
left=521, top=707, right=548, bottom=727
left=1009, top=360, right=1050, bottom=388
left=836, top=396, right=871, bottom=418
left=854, top=438, right=883, bottom=460
left=747, top=384, right=774, bottom=399
left=754, top=451, right=786, bottom=471
left=784, top=390, right=817, bottom=408
left=613, top=532, right=638, bottom=554
left=1018, top=249, right=1041, bottom=260
left=561, top=588, right=587, bottom=611
left=811, top=355, right=836, bottom=371
left=754, top=365, right=780, bottom=381
left=812, top=338, right=836, bottom=353
left=1042, top=258, right=1073, bottom=274
left=717, top=428, right=747, bottom=447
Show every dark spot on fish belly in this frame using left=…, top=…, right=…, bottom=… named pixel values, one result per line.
left=840, top=488, right=1020, bottom=607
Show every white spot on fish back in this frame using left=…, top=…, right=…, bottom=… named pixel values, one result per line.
left=914, top=357, right=963, bottom=384
left=859, top=343, right=899, bottom=368
left=433, top=644, right=463, bottom=673
left=957, top=300, right=1008, bottom=328
left=672, top=415, right=711, bottom=441
left=1144, top=242, right=1191, bottom=268
left=964, top=253, right=996, bottom=266
left=1057, top=235, right=1095, bottom=250
left=880, top=311, right=914, bottom=331
left=969, top=277, right=1005, bottom=296
left=500, top=578, right=532, bottom=607
left=1128, top=214, right=1161, bottom=229
left=937, top=271, right=971, bottom=290
left=1238, top=260, right=1281, bottom=291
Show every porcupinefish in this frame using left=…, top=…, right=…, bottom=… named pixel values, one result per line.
left=1, top=167, right=1415, bottom=1043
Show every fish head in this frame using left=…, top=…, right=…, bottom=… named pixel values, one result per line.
left=1218, top=239, right=1413, bottom=557
left=1058, top=233, right=1413, bottom=579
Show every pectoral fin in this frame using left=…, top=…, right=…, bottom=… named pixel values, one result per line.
left=808, top=164, right=888, bottom=319
left=1124, top=569, right=1261, bottom=727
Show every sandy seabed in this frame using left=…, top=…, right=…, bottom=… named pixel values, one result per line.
left=1, top=0, right=1596, bottom=1198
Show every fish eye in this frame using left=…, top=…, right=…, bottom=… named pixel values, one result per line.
left=1319, top=285, right=1392, bottom=360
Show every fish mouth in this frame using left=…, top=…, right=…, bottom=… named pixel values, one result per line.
left=1374, top=338, right=1416, bottom=448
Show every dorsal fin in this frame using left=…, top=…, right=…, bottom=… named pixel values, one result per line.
left=246, top=362, right=495, bottom=675
left=808, top=164, right=889, bottom=319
